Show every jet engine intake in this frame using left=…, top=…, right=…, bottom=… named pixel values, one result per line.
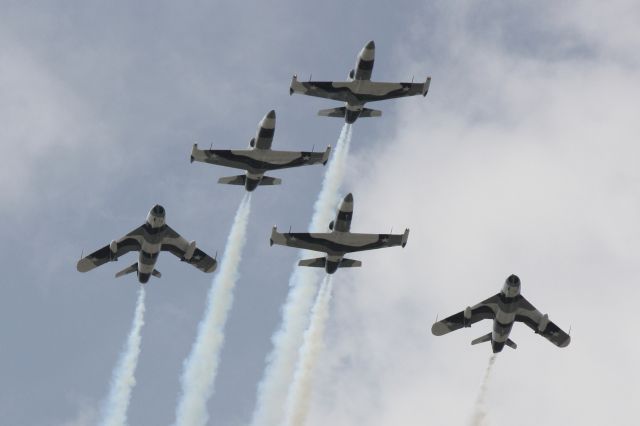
left=110, top=240, right=118, bottom=255
left=328, top=220, right=334, bottom=230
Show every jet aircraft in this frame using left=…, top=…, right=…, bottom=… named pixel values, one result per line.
left=289, top=40, right=431, bottom=123
left=77, top=205, right=217, bottom=283
left=190, top=110, right=331, bottom=192
left=270, top=193, right=409, bottom=274
left=431, top=274, right=571, bottom=353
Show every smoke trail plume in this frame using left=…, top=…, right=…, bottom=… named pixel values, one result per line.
left=100, top=286, right=146, bottom=426
left=471, top=354, right=497, bottom=426
left=283, top=276, right=333, bottom=426
left=174, top=194, right=252, bottom=426
left=251, top=124, right=352, bottom=426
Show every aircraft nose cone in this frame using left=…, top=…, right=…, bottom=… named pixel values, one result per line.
left=507, top=274, right=520, bottom=284
left=261, top=110, right=276, bottom=129
left=365, top=40, right=375, bottom=50
left=344, top=193, right=353, bottom=203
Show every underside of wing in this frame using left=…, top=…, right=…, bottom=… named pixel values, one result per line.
left=258, top=147, right=330, bottom=170
left=77, top=227, right=144, bottom=272
left=515, top=297, right=571, bottom=348
left=270, top=227, right=333, bottom=252
left=290, top=75, right=353, bottom=102
left=431, top=294, right=499, bottom=336
left=191, top=144, right=252, bottom=171
left=356, top=78, right=430, bottom=102
left=161, top=226, right=217, bottom=273
left=339, top=229, right=409, bottom=253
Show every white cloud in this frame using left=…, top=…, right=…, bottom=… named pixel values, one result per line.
left=305, top=3, right=640, bottom=425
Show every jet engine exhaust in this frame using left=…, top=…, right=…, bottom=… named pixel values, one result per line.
left=251, top=124, right=352, bottom=426
left=174, top=193, right=252, bottom=426
left=99, top=286, right=146, bottom=426
left=471, top=354, right=497, bottom=426
left=283, top=276, right=333, bottom=426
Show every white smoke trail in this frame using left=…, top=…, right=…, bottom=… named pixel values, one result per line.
left=174, top=194, right=252, bottom=426
left=283, top=276, right=333, bottom=426
left=100, top=286, right=146, bottom=426
left=470, top=354, right=498, bottom=426
left=251, top=124, right=352, bottom=426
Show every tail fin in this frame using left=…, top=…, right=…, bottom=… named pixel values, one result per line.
left=339, top=258, right=362, bottom=268
left=359, top=108, right=382, bottom=118
left=218, top=175, right=246, bottom=185
left=317, top=107, right=381, bottom=119
left=318, top=107, right=346, bottom=118
left=298, top=257, right=326, bottom=268
left=471, top=333, right=492, bottom=346
left=298, top=257, right=362, bottom=268
left=115, top=263, right=161, bottom=279
left=259, top=176, right=282, bottom=186
left=115, top=263, right=138, bottom=278
left=218, top=175, right=282, bottom=186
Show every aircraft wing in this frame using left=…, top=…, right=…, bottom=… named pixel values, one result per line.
left=290, top=75, right=354, bottom=102
left=270, top=227, right=409, bottom=254
left=77, top=226, right=145, bottom=272
left=290, top=75, right=431, bottom=104
left=270, top=227, right=333, bottom=252
left=257, top=146, right=331, bottom=170
left=333, top=229, right=410, bottom=253
left=353, top=78, right=431, bottom=102
left=160, top=226, right=217, bottom=273
left=515, top=297, right=571, bottom=348
left=431, top=294, right=500, bottom=336
left=191, top=145, right=253, bottom=171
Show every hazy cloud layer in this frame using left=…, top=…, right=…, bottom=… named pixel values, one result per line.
left=1, top=1, right=638, bottom=425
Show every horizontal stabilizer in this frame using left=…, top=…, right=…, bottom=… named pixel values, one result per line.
left=339, top=258, right=362, bottom=268
left=151, top=269, right=162, bottom=278
left=506, top=338, right=517, bottom=349
left=218, top=175, right=246, bottom=185
left=298, top=257, right=327, bottom=268
left=318, top=107, right=346, bottom=118
left=471, top=333, right=492, bottom=346
left=115, top=263, right=138, bottom=278
left=259, top=176, right=282, bottom=186
left=359, top=108, right=382, bottom=118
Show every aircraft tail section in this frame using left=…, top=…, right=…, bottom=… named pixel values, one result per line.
left=115, top=263, right=161, bottom=279
left=318, top=107, right=347, bottom=118
left=218, top=175, right=247, bottom=185
left=339, top=258, right=362, bottom=268
left=218, top=175, right=282, bottom=186
left=259, top=176, right=282, bottom=186
left=317, top=107, right=381, bottom=119
left=298, top=257, right=327, bottom=268
left=115, top=263, right=138, bottom=278
left=471, top=333, right=492, bottom=346
left=298, top=257, right=362, bottom=269
left=471, top=333, right=517, bottom=350
left=359, top=108, right=382, bottom=118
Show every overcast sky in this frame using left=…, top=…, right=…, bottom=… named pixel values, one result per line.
left=1, top=1, right=639, bottom=425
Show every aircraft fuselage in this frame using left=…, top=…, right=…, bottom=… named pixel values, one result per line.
left=488, top=276, right=522, bottom=352
left=342, top=41, right=376, bottom=123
